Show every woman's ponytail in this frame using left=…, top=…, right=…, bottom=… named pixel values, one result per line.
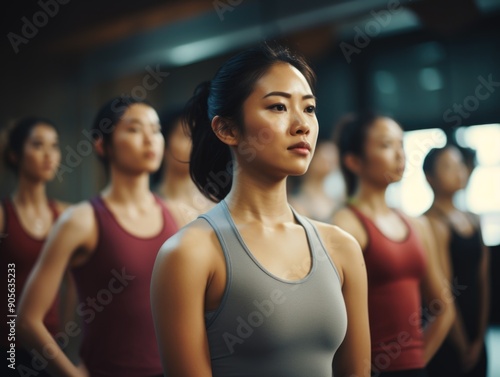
left=184, top=81, right=232, bottom=202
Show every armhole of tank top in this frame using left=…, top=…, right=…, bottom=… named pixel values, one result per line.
left=346, top=206, right=371, bottom=254
left=301, top=217, right=343, bottom=285
left=73, top=199, right=101, bottom=270
left=197, top=214, right=232, bottom=329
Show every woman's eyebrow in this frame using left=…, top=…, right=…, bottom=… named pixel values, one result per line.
left=262, top=91, right=316, bottom=100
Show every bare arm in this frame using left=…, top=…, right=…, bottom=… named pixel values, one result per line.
left=17, top=204, right=96, bottom=377
left=324, top=227, right=370, bottom=377
left=151, top=222, right=214, bottom=377
left=412, top=216, right=456, bottom=363
left=475, top=224, right=490, bottom=344
left=425, top=215, right=469, bottom=356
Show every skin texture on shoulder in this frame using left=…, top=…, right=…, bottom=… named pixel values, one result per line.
left=313, top=221, right=370, bottom=376
left=151, top=218, right=222, bottom=377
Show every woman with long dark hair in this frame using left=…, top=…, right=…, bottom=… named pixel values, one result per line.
left=151, top=43, right=370, bottom=377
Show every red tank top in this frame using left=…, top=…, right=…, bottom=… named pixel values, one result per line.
left=0, top=198, right=60, bottom=348
left=72, top=196, right=177, bottom=377
left=349, top=206, right=427, bottom=372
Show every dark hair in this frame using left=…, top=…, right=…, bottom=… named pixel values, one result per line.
left=3, top=116, right=57, bottom=173
left=150, top=107, right=186, bottom=187
left=90, top=96, right=151, bottom=166
left=423, top=144, right=468, bottom=177
left=332, top=111, right=379, bottom=197
left=160, top=107, right=186, bottom=143
left=184, top=42, right=316, bottom=202
left=422, top=147, right=448, bottom=176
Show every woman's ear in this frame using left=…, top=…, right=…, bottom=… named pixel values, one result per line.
left=344, top=153, right=361, bottom=175
left=211, top=116, right=239, bottom=147
left=94, top=138, right=106, bottom=158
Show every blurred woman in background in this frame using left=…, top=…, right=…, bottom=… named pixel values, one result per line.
left=424, top=145, right=489, bottom=377
left=18, top=98, right=177, bottom=377
left=332, top=112, right=455, bottom=377
left=1, top=116, right=75, bottom=376
left=154, top=107, right=213, bottom=227
left=289, top=139, right=344, bottom=221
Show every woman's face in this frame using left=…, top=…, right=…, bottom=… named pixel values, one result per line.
left=164, top=119, right=191, bottom=174
left=19, top=123, right=60, bottom=182
left=108, top=103, right=164, bottom=174
left=358, top=117, right=405, bottom=187
left=430, top=147, right=467, bottom=194
left=237, top=62, right=318, bottom=179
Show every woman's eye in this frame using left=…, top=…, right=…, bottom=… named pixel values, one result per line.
left=305, top=106, right=316, bottom=114
left=270, top=104, right=286, bottom=112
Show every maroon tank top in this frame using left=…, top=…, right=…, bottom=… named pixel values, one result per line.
left=349, top=205, right=427, bottom=372
left=71, top=196, right=177, bottom=377
left=1, top=198, right=60, bottom=348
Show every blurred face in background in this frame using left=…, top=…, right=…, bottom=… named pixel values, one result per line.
left=18, top=123, right=60, bottom=182
left=307, top=141, right=339, bottom=179
left=164, top=119, right=191, bottom=175
left=107, top=103, right=164, bottom=175
left=427, top=146, right=468, bottom=195
left=357, top=117, right=405, bottom=187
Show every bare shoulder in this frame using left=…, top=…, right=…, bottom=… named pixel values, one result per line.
left=157, top=217, right=219, bottom=266
left=331, top=206, right=367, bottom=249
left=311, top=220, right=364, bottom=284
left=53, top=200, right=72, bottom=213
left=56, top=201, right=95, bottom=230
left=423, top=211, right=449, bottom=236
left=51, top=201, right=98, bottom=255
left=407, top=214, right=432, bottom=237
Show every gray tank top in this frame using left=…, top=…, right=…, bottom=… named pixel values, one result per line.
left=200, top=200, right=347, bottom=377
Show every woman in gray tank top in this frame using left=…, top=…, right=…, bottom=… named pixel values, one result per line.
left=151, top=42, right=371, bottom=377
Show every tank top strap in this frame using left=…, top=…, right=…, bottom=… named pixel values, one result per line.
left=289, top=206, right=321, bottom=261
left=346, top=204, right=373, bottom=229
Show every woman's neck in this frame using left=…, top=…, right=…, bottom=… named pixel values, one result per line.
left=158, top=169, right=196, bottom=201
left=351, top=182, right=391, bottom=214
left=225, top=170, right=292, bottom=226
left=432, top=193, right=456, bottom=213
left=102, top=170, right=153, bottom=206
left=12, top=176, right=47, bottom=208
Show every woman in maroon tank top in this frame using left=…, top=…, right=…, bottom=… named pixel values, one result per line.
left=1, top=117, right=74, bottom=376
left=332, top=112, right=456, bottom=377
left=17, top=98, right=178, bottom=377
